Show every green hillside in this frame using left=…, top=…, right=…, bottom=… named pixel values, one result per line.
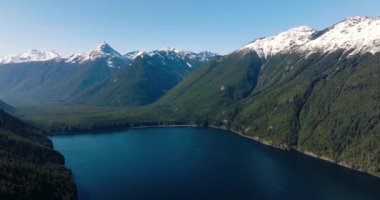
left=0, top=60, right=114, bottom=105
left=0, top=109, right=76, bottom=199
left=79, top=53, right=209, bottom=106
left=151, top=50, right=380, bottom=176
left=0, top=50, right=216, bottom=107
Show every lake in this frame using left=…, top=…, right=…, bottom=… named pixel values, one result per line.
left=51, top=127, right=380, bottom=200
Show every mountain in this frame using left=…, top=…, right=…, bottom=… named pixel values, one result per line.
left=0, top=59, right=113, bottom=105
left=0, top=42, right=218, bottom=106
left=6, top=16, right=380, bottom=177
left=136, top=16, right=380, bottom=176
left=0, top=107, right=76, bottom=199
left=124, top=50, right=144, bottom=60
left=66, top=41, right=130, bottom=68
left=0, top=49, right=60, bottom=64
left=241, top=16, right=380, bottom=57
left=75, top=48, right=219, bottom=106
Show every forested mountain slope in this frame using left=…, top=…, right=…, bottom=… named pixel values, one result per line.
left=0, top=43, right=217, bottom=107
left=128, top=16, right=380, bottom=176
left=0, top=109, right=76, bottom=199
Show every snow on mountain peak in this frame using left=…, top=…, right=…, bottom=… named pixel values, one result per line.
left=158, top=47, right=195, bottom=56
left=0, top=41, right=218, bottom=68
left=124, top=51, right=145, bottom=60
left=66, top=41, right=124, bottom=67
left=241, top=26, right=316, bottom=58
left=160, top=47, right=181, bottom=52
left=301, top=16, right=380, bottom=56
left=157, top=47, right=217, bottom=58
left=94, top=41, right=120, bottom=55
left=147, top=47, right=218, bottom=66
left=196, top=51, right=219, bottom=61
left=96, top=40, right=108, bottom=49
left=0, top=49, right=60, bottom=64
left=241, top=16, right=380, bottom=58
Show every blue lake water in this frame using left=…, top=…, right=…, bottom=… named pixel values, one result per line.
left=51, top=127, right=380, bottom=200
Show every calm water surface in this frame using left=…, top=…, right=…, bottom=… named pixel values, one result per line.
left=51, top=127, right=380, bottom=200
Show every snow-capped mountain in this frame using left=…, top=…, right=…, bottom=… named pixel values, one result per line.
left=88, top=47, right=218, bottom=106
left=154, top=47, right=217, bottom=61
left=124, top=51, right=144, bottom=60
left=241, top=26, right=316, bottom=58
left=0, top=49, right=60, bottom=64
left=124, top=47, right=218, bottom=63
left=302, top=16, right=380, bottom=55
left=0, top=42, right=218, bottom=106
left=197, top=51, right=220, bottom=62
left=144, top=47, right=218, bottom=68
left=64, top=42, right=217, bottom=68
left=0, top=41, right=218, bottom=69
left=66, top=41, right=128, bottom=68
left=241, top=16, right=380, bottom=58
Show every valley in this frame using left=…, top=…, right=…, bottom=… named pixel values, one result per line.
left=1, top=15, right=380, bottom=199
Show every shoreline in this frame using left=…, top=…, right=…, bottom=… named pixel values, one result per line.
left=48, top=124, right=199, bottom=135
left=213, top=126, right=380, bottom=179
left=49, top=123, right=380, bottom=179
left=293, top=149, right=380, bottom=179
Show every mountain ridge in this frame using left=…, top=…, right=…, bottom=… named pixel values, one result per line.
left=0, top=43, right=218, bottom=106
left=241, top=16, right=380, bottom=58
left=0, top=41, right=218, bottom=69
left=2, top=16, right=380, bottom=178
left=0, top=49, right=60, bottom=64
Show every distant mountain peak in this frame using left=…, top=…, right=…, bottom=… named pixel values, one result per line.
left=196, top=51, right=219, bottom=61
left=0, top=41, right=218, bottom=68
left=96, top=40, right=108, bottom=48
left=146, top=48, right=218, bottom=66
left=95, top=41, right=109, bottom=51
left=94, top=41, right=120, bottom=55
left=159, top=47, right=192, bottom=54
left=344, top=15, right=379, bottom=22
left=124, top=51, right=145, bottom=60
left=241, top=16, right=380, bottom=58
left=66, top=41, right=126, bottom=68
left=0, top=49, right=60, bottom=64
left=160, top=47, right=178, bottom=51
left=88, top=41, right=121, bottom=57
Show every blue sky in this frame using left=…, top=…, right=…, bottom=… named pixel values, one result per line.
left=0, top=0, right=379, bottom=56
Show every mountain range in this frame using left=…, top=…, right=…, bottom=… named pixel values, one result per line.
left=1, top=16, right=380, bottom=199
left=0, top=42, right=218, bottom=106
left=40, top=16, right=380, bottom=177
left=240, top=16, right=380, bottom=57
